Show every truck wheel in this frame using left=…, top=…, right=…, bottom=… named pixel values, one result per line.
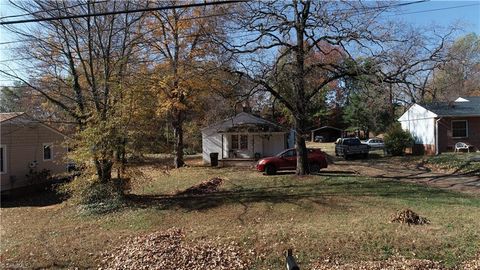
left=265, top=164, right=277, bottom=175
left=309, top=163, right=321, bottom=173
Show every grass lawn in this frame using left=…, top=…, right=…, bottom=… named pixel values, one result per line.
left=425, top=152, right=480, bottom=175
left=1, top=159, right=480, bottom=269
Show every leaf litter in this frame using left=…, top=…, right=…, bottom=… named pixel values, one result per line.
left=100, top=228, right=252, bottom=270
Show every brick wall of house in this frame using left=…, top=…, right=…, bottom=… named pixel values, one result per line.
left=437, top=117, right=480, bottom=153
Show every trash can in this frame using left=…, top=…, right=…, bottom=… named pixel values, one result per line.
left=210, top=152, right=219, bottom=167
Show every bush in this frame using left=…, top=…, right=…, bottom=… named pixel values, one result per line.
left=384, top=123, right=414, bottom=156
left=58, top=176, right=130, bottom=214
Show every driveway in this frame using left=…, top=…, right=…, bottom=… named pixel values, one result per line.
left=323, top=157, right=480, bottom=194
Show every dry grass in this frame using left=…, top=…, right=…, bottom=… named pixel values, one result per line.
left=1, top=156, right=480, bottom=269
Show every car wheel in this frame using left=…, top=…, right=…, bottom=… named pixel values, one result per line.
left=309, top=163, right=321, bottom=173
left=264, top=164, right=277, bottom=175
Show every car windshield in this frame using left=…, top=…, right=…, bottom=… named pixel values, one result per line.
left=345, top=139, right=361, bottom=145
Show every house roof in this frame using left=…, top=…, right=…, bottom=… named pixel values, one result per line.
left=202, top=112, right=287, bottom=134
left=310, top=126, right=343, bottom=132
left=0, top=112, right=24, bottom=123
left=0, top=112, right=68, bottom=137
left=421, top=96, right=480, bottom=117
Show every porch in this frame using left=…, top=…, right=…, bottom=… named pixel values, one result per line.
left=218, top=130, right=288, bottom=161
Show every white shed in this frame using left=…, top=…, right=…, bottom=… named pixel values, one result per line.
left=201, top=112, right=291, bottom=164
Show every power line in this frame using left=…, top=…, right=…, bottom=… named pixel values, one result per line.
left=0, top=1, right=246, bottom=25
left=395, top=3, right=480, bottom=15
left=0, top=0, right=109, bottom=20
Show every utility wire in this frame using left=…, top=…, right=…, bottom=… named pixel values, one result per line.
left=0, top=0, right=109, bottom=20
left=0, top=0, right=246, bottom=25
left=395, top=3, right=480, bottom=15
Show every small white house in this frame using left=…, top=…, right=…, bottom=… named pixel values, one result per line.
left=201, top=112, right=291, bottom=164
left=398, top=96, right=480, bottom=154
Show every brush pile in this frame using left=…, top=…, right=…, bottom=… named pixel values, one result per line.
left=391, top=209, right=430, bottom=225
left=100, top=228, right=251, bottom=270
left=178, top=177, right=224, bottom=195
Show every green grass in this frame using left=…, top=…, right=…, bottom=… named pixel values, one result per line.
left=1, top=161, right=480, bottom=269
left=426, top=152, right=480, bottom=175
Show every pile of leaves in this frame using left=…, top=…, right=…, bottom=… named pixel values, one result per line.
left=177, top=177, right=224, bottom=195
left=462, top=254, right=480, bottom=269
left=100, top=228, right=251, bottom=270
left=390, top=209, right=430, bottom=225
left=311, top=256, right=443, bottom=270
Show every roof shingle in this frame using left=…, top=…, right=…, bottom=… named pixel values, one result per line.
left=0, top=112, right=24, bottom=123
left=422, top=96, right=480, bottom=117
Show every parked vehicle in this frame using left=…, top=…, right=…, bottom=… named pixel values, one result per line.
left=256, top=148, right=328, bottom=175
left=363, top=138, right=385, bottom=149
left=314, top=135, right=325, bottom=142
left=335, top=137, right=370, bottom=159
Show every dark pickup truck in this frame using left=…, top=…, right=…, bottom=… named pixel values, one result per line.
left=335, top=138, right=370, bottom=159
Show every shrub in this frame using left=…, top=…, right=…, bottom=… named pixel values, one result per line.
left=384, top=123, right=414, bottom=156
left=58, top=176, right=130, bottom=214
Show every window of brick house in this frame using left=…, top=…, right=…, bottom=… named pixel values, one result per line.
left=452, top=120, right=468, bottom=138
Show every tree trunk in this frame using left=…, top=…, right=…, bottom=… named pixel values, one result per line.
left=95, top=159, right=113, bottom=183
left=294, top=116, right=309, bottom=175
left=172, top=111, right=185, bottom=168
left=293, top=0, right=310, bottom=175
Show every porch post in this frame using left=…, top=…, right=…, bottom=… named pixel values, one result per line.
left=252, top=134, right=255, bottom=158
left=221, top=134, right=224, bottom=159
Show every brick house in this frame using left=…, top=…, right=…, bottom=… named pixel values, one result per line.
left=398, top=96, right=480, bottom=155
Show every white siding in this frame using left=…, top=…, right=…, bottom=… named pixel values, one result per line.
left=398, top=104, right=437, bottom=145
left=263, top=134, right=286, bottom=156
left=202, top=132, right=223, bottom=163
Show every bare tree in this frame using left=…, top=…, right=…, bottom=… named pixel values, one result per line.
left=218, top=1, right=427, bottom=175
left=1, top=0, right=146, bottom=182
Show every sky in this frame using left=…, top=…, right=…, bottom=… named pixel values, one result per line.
left=0, top=0, right=479, bottom=87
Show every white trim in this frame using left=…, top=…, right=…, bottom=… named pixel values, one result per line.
left=451, top=120, right=468, bottom=139
left=0, top=144, right=6, bottom=174
left=43, top=143, right=53, bottom=161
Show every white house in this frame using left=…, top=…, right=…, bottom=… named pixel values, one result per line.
left=398, top=96, right=480, bottom=155
left=201, top=112, right=292, bottom=164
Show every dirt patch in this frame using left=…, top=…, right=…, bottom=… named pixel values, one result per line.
left=391, top=209, right=430, bottom=225
left=100, top=228, right=251, bottom=270
left=177, top=177, right=224, bottom=195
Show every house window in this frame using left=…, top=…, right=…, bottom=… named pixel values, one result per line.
left=231, top=135, right=239, bottom=149
left=43, top=143, right=53, bottom=161
left=452, top=120, right=468, bottom=138
left=0, top=145, right=6, bottom=174
left=231, top=134, right=248, bottom=150
left=240, top=135, right=248, bottom=150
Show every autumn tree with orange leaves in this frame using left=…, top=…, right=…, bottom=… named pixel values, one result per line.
left=146, top=1, right=229, bottom=168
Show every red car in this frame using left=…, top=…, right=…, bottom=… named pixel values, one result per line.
left=256, top=148, right=328, bottom=175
